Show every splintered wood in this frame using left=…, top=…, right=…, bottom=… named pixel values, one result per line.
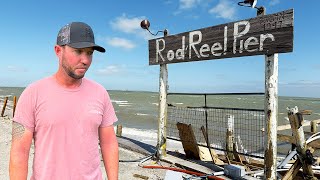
left=176, top=122, right=200, bottom=160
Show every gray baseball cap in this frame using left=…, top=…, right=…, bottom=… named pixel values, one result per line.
left=56, top=22, right=105, bottom=53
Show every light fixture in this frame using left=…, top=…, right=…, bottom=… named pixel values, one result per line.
left=238, top=0, right=257, bottom=8
left=238, top=0, right=265, bottom=15
left=140, top=19, right=168, bottom=37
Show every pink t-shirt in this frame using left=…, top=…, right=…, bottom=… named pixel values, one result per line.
left=14, top=76, right=118, bottom=180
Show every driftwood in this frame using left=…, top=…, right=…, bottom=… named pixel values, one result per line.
left=282, top=107, right=317, bottom=180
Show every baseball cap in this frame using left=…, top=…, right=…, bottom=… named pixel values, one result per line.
left=56, top=22, right=105, bottom=53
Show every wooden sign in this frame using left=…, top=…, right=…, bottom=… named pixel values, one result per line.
left=148, top=9, right=293, bottom=65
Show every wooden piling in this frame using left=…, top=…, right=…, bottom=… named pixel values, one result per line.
left=116, top=124, right=122, bottom=137
left=311, top=120, right=317, bottom=133
left=157, top=30, right=169, bottom=159
left=13, top=96, right=17, bottom=117
left=1, top=97, right=8, bottom=117
left=287, top=106, right=316, bottom=180
left=264, top=53, right=279, bottom=180
left=226, top=114, right=234, bottom=161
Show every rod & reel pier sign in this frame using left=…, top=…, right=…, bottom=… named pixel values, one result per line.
left=148, top=9, right=293, bottom=65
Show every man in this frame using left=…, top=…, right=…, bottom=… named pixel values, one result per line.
left=9, top=22, right=119, bottom=180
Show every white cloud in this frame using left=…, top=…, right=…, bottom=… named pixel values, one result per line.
left=179, top=0, right=201, bottom=10
left=7, top=65, right=27, bottom=72
left=96, top=65, right=121, bottom=75
left=110, top=14, right=157, bottom=40
left=106, top=37, right=136, bottom=49
left=269, top=0, right=280, bottom=6
left=209, top=0, right=236, bottom=20
left=110, top=14, right=145, bottom=34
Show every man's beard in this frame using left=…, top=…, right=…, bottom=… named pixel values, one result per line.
left=61, top=57, right=85, bottom=79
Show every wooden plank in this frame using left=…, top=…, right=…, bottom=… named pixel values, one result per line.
left=161, top=154, right=218, bottom=175
left=277, top=134, right=320, bottom=149
left=233, top=142, right=246, bottom=164
left=282, top=160, right=302, bottom=180
left=148, top=9, right=293, bottom=65
left=200, top=126, right=224, bottom=165
left=176, top=122, right=200, bottom=160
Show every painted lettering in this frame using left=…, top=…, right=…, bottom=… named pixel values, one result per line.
left=156, top=39, right=165, bottom=63
left=233, top=21, right=250, bottom=54
left=260, top=34, right=275, bottom=51
left=244, top=37, right=259, bottom=52
left=189, top=31, right=202, bottom=58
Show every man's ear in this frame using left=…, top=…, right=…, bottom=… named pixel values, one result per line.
left=54, top=45, right=63, bottom=57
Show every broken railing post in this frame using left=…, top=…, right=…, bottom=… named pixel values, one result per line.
left=226, top=114, right=234, bottom=161
left=116, top=124, right=122, bottom=137
left=311, top=120, right=317, bottom=134
left=287, top=106, right=316, bottom=180
left=1, top=97, right=8, bottom=117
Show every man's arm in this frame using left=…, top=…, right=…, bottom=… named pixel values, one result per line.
left=9, top=121, right=33, bottom=180
left=99, top=126, right=119, bottom=180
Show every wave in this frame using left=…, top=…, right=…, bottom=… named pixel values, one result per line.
left=135, top=113, right=148, bottom=116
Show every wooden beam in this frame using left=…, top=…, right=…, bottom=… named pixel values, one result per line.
left=282, top=160, right=302, bottom=180
left=277, top=134, right=320, bottom=149
left=200, top=126, right=224, bottom=165
left=176, top=122, right=200, bottom=160
left=288, top=107, right=317, bottom=179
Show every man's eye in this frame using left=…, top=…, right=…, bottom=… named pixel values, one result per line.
left=87, top=51, right=93, bottom=56
left=75, top=50, right=82, bottom=54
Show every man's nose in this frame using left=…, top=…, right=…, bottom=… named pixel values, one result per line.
left=80, top=54, right=92, bottom=65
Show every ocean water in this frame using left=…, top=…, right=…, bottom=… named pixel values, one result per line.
left=1, top=87, right=320, bottom=156
left=1, top=87, right=320, bottom=131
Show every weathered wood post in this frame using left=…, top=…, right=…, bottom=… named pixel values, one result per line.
left=256, top=6, right=278, bottom=179
left=13, top=96, right=17, bottom=117
left=311, top=120, right=317, bottom=133
left=287, top=106, right=317, bottom=180
left=157, top=29, right=169, bottom=159
left=116, top=124, right=122, bottom=137
left=1, top=97, right=8, bottom=117
left=226, top=114, right=234, bottom=160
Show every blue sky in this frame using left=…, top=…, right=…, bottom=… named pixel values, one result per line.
left=0, top=0, right=319, bottom=98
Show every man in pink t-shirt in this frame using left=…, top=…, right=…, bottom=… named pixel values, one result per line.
left=9, top=22, right=119, bottom=180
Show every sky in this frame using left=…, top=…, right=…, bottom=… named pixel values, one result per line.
left=0, top=0, right=319, bottom=98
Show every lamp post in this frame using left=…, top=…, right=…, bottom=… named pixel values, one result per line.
left=238, top=1, right=278, bottom=179
left=141, top=20, right=168, bottom=159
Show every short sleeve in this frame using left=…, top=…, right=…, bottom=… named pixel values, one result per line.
left=100, top=91, right=118, bottom=127
left=13, top=85, right=36, bottom=132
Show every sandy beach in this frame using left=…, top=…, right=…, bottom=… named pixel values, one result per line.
left=0, top=100, right=175, bottom=180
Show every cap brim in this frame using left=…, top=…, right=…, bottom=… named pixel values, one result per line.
left=68, top=42, right=106, bottom=53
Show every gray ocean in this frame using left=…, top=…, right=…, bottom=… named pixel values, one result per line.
left=0, top=87, right=320, bottom=155
left=1, top=87, right=319, bottom=130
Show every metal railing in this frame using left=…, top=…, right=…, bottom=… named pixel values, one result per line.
left=166, top=93, right=265, bottom=159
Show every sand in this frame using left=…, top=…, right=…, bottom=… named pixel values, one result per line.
left=0, top=101, right=173, bottom=180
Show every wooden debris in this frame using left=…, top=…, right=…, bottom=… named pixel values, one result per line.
left=286, top=106, right=317, bottom=180
left=133, top=174, right=149, bottom=179
left=200, top=126, right=224, bottom=165
left=1, top=97, right=8, bottom=117
left=176, top=122, right=200, bottom=160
